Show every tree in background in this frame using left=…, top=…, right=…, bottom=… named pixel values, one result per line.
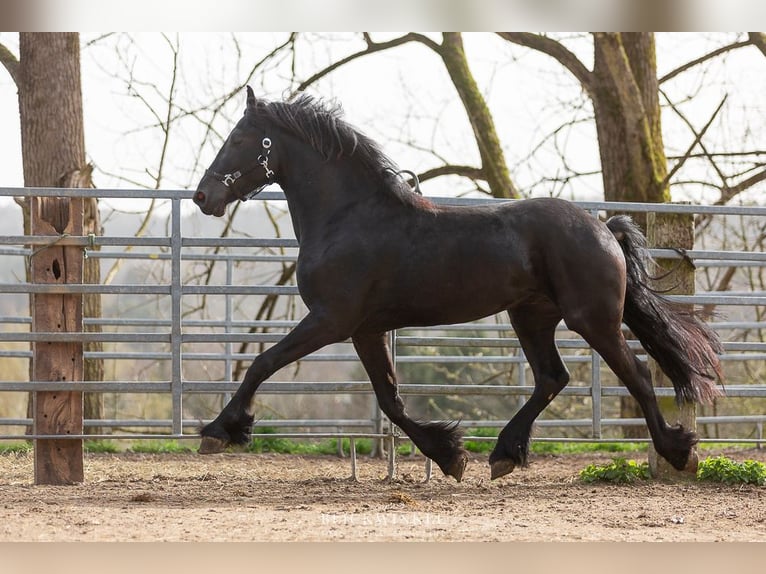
left=0, top=33, right=104, bottom=435
left=294, top=32, right=520, bottom=199
left=498, top=32, right=765, bottom=435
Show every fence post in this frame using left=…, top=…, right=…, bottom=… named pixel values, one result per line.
left=646, top=206, right=698, bottom=479
left=31, top=196, right=84, bottom=484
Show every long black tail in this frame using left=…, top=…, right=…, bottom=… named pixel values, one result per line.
left=606, top=215, right=723, bottom=404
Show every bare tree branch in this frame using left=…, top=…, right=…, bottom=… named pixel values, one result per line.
left=418, top=165, right=485, bottom=183
left=0, top=42, right=20, bottom=85
left=748, top=32, right=766, bottom=57
left=293, top=32, right=438, bottom=93
left=661, top=93, right=728, bottom=189
left=496, top=33, right=594, bottom=96
left=721, top=167, right=766, bottom=201
left=84, top=33, right=117, bottom=48
left=659, top=38, right=751, bottom=84
left=439, top=33, right=517, bottom=198
left=667, top=150, right=766, bottom=160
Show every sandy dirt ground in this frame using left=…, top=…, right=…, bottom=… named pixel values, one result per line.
left=1, top=448, right=765, bottom=542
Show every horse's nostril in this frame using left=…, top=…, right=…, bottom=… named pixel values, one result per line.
left=195, top=190, right=206, bottom=203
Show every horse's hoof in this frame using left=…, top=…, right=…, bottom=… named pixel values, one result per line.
left=490, top=459, right=515, bottom=480
left=198, top=436, right=228, bottom=454
left=447, top=453, right=469, bottom=483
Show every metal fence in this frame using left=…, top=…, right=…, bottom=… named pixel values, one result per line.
left=1, top=187, right=765, bottom=463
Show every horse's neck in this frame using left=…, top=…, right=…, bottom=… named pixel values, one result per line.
left=280, top=159, right=381, bottom=242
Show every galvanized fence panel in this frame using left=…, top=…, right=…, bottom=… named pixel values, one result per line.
left=1, top=187, right=765, bottom=460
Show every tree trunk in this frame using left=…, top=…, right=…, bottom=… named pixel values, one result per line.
left=591, top=33, right=670, bottom=438
left=592, top=33, right=669, bottom=218
left=12, top=34, right=105, bottom=438
left=18, top=33, right=89, bottom=483
left=438, top=33, right=519, bottom=199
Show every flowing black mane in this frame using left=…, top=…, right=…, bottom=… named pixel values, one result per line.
left=248, top=94, right=419, bottom=201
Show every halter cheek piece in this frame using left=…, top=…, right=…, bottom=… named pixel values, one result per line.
left=204, top=137, right=275, bottom=201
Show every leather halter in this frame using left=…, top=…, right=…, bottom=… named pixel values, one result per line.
left=204, top=137, right=275, bottom=201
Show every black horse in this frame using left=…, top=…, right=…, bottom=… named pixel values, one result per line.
left=193, top=87, right=723, bottom=481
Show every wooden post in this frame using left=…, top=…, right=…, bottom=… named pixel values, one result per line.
left=31, top=196, right=84, bottom=484
left=646, top=207, right=697, bottom=479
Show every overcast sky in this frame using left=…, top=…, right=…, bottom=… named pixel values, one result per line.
left=2, top=31, right=765, bottom=212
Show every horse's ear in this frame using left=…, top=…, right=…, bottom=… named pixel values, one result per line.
left=246, top=85, right=256, bottom=110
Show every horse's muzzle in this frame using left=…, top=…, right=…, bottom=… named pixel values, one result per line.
left=193, top=178, right=227, bottom=217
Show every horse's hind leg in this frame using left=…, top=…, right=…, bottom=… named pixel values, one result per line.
left=571, top=315, right=697, bottom=471
left=490, top=307, right=569, bottom=480
left=352, top=331, right=469, bottom=482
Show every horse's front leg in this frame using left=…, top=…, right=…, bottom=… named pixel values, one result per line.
left=352, top=331, right=468, bottom=482
left=199, top=312, right=348, bottom=454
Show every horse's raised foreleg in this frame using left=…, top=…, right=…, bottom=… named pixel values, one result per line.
left=490, top=310, right=569, bottom=480
left=199, top=311, right=349, bottom=454
left=352, top=331, right=469, bottom=482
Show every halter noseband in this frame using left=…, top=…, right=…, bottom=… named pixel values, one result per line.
left=205, top=137, right=275, bottom=201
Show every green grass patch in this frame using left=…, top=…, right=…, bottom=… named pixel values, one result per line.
left=579, top=457, right=651, bottom=483
left=0, top=442, right=32, bottom=454
left=128, top=440, right=193, bottom=454
left=532, top=441, right=647, bottom=455
left=697, top=456, right=766, bottom=486
left=247, top=428, right=375, bottom=456
left=84, top=440, right=121, bottom=454
left=463, top=427, right=498, bottom=452
left=462, top=430, right=650, bottom=456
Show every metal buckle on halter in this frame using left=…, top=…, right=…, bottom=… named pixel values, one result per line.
left=258, top=138, right=274, bottom=179
left=258, top=156, right=274, bottom=179
left=222, top=171, right=242, bottom=187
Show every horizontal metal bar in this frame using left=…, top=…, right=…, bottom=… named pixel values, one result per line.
left=183, top=237, right=299, bottom=249
left=458, top=415, right=766, bottom=428
left=0, top=432, right=390, bottom=441
left=0, top=380, right=761, bottom=400
left=0, top=432, right=763, bottom=445
left=0, top=283, right=170, bottom=295
left=0, top=187, right=192, bottom=199
left=0, top=418, right=377, bottom=429
left=7, top=315, right=766, bottom=334
left=0, top=332, right=170, bottom=343
left=3, top=282, right=763, bottom=305
left=183, top=285, right=299, bottom=295
left=650, top=248, right=766, bottom=262
left=3, top=415, right=763, bottom=431
left=0, top=381, right=171, bottom=392
left=0, top=235, right=172, bottom=247
left=0, top=350, right=754, bottom=363
left=4, top=187, right=766, bottom=216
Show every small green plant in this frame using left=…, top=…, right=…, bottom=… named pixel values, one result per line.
left=579, top=457, right=650, bottom=483
left=697, top=456, right=766, bottom=486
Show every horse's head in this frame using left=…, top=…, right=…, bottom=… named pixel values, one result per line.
left=194, top=86, right=277, bottom=217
